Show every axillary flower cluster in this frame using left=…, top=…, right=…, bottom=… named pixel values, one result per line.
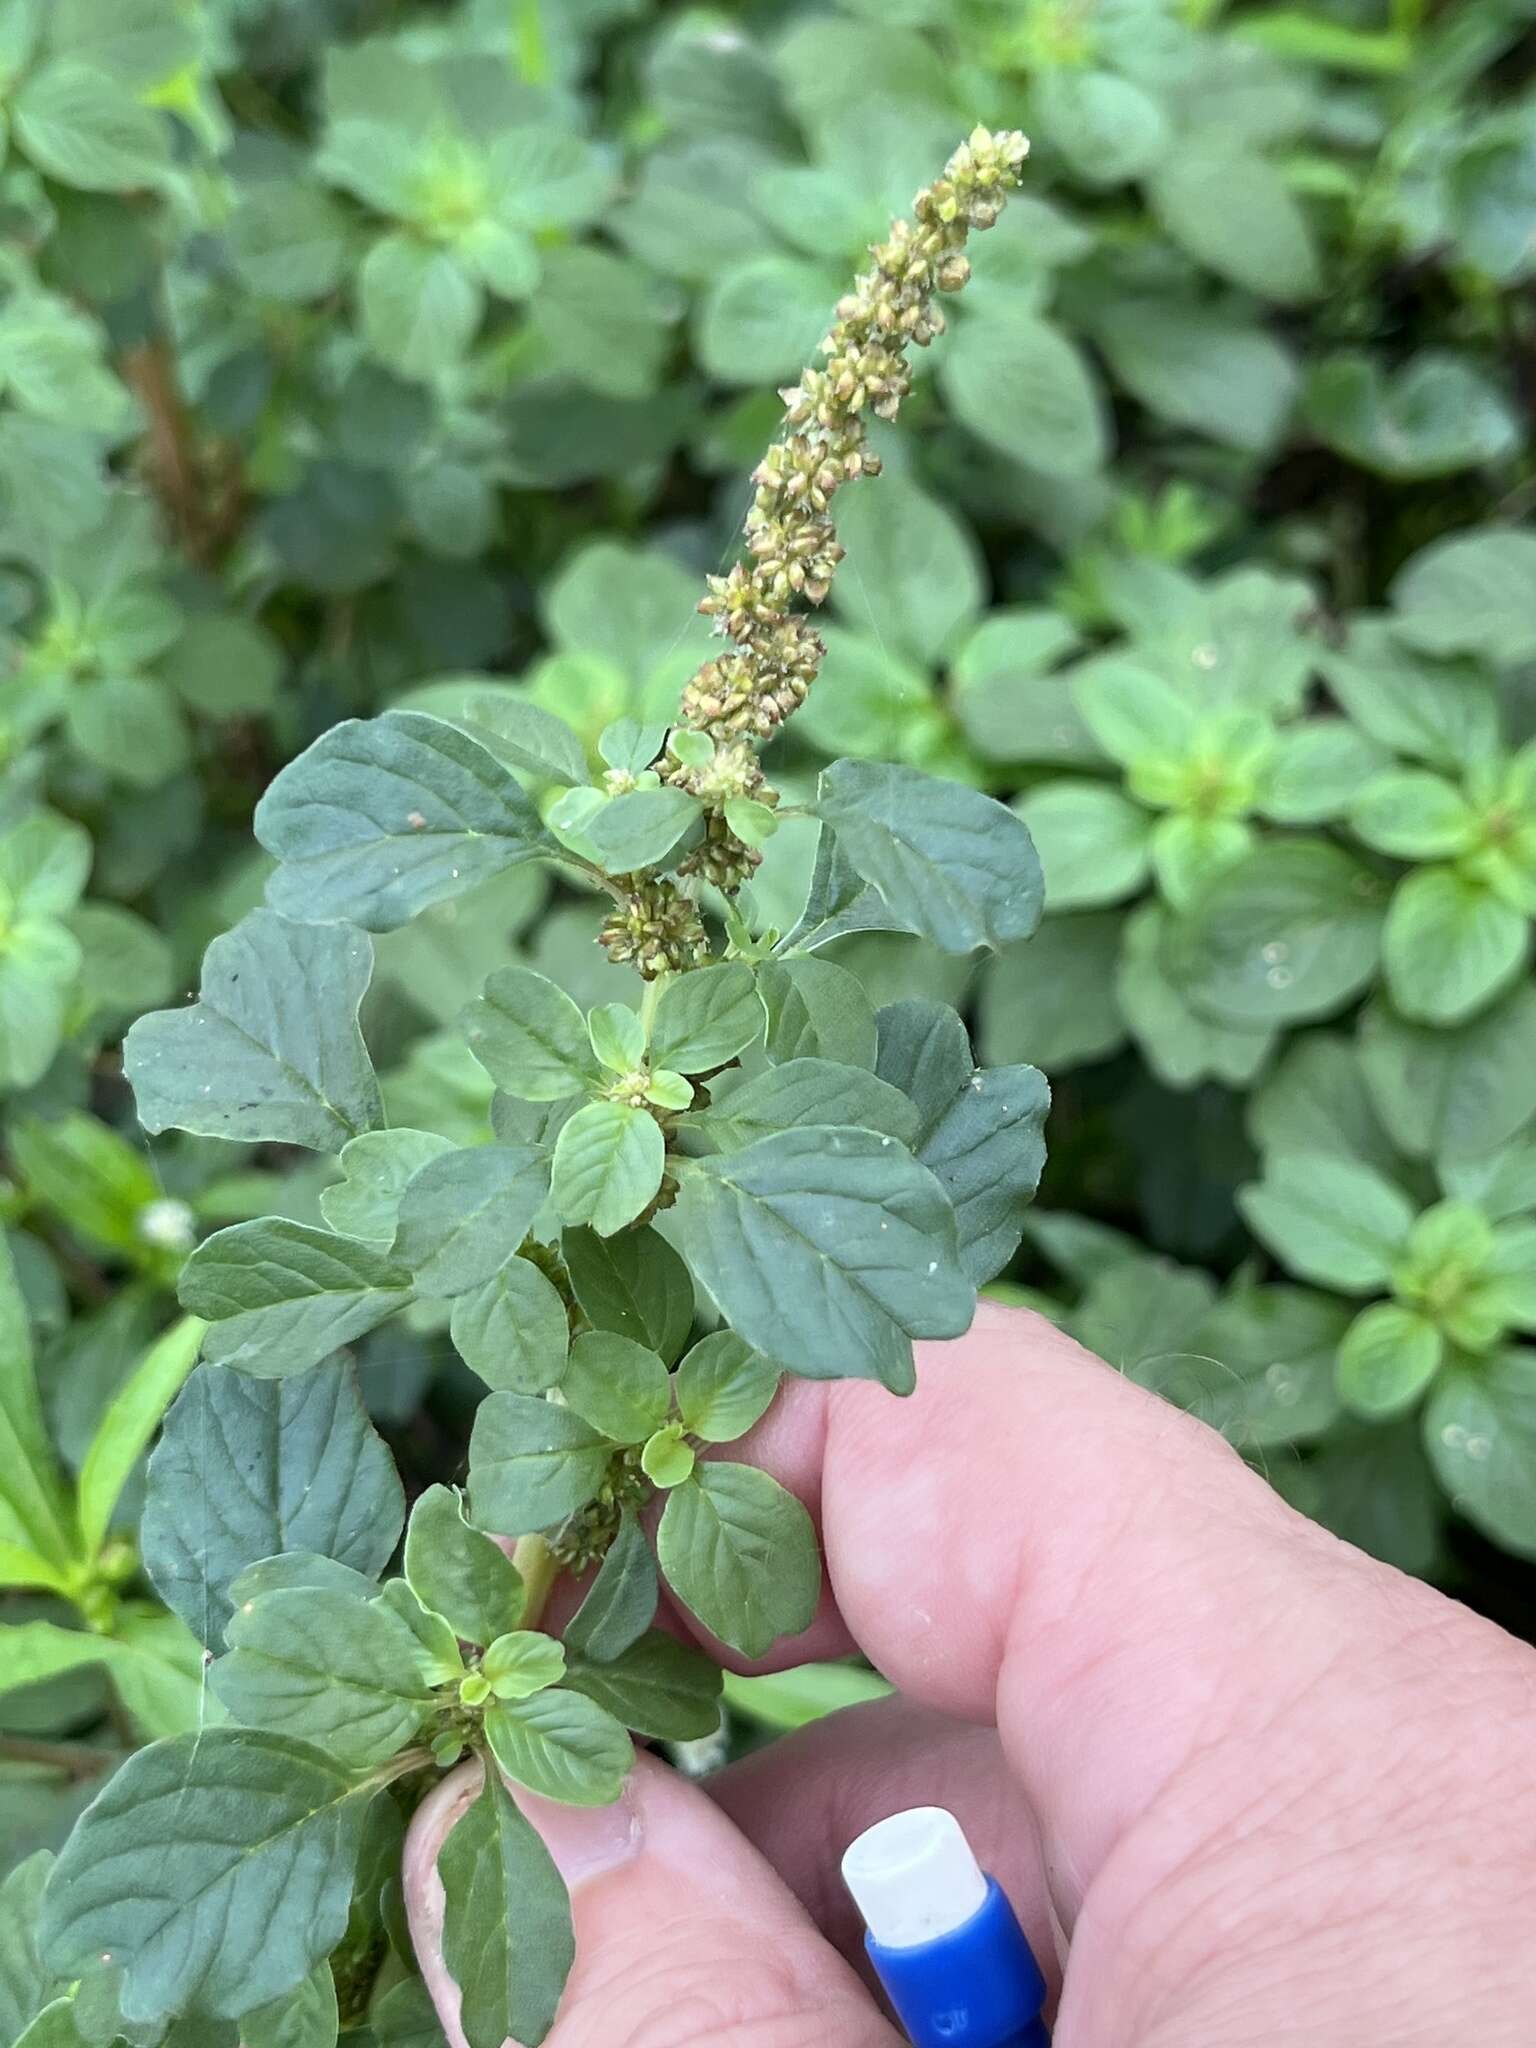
left=599, top=124, right=1030, bottom=971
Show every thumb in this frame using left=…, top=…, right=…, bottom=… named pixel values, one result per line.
left=404, top=1753, right=901, bottom=2048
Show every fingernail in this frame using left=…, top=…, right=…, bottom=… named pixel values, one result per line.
left=520, top=1785, right=643, bottom=1891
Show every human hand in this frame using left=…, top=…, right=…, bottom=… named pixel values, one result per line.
left=405, top=1301, right=1536, bottom=2047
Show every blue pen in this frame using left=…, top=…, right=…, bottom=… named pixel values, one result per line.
left=842, top=1807, right=1050, bottom=2048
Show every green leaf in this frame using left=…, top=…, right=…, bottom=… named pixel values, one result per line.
left=370, top=1977, right=449, bottom=2047
left=940, top=313, right=1108, bottom=477
left=450, top=1256, right=571, bottom=1394
left=1240, top=1153, right=1415, bottom=1292
left=76, top=1315, right=203, bottom=1559
left=319, top=1129, right=455, bottom=1244
left=13, top=1998, right=86, bottom=2048
left=393, top=1145, right=549, bottom=1297
left=674, top=1332, right=781, bottom=1444
left=979, top=913, right=1127, bottom=1074
left=723, top=1661, right=892, bottom=1731
left=15, top=60, right=168, bottom=191
left=374, top=1579, right=464, bottom=1690
left=212, top=1584, right=436, bottom=1764
left=1150, top=143, right=1321, bottom=301
left=550, top=1100, right=664, bottom=1237
left=548, top=785, right=702, bottom=875
left=483, top=1689, right=632, bottom=1806
left=757, top=956, right=878, bottom=1068
left=65, top=901, right=174, bottom=1029
left=1305, top=351, right=1520, bottom=478
left=650, top=963, right=765, bottom=1074
left=1120, top=902, right=1275, bottom=1090
left=1382, top=868, right=1530, bottom=1025
left=657, top=1462, right=820, bottom=1658
left=778, top=828, right=913, bottom=955
left=587, top=1003, right=646, bottom=1075
left=1163, top=840, right=1388, bottom=1025
left=242, top=1962, right=339, bottom=2048
left=693, top=1058, right=919, bottom=1152
left=0, top=916, right=83, bottom=1091
left=404, top=1486, right=523, bottom=1647
left=530, top=244, right=676, bottom=401
left=1359, top=984, right=1536, bottom=1161
left=1390, top=528, right=1536, bottom=667
left=697, top=254, right=839, bottom=385
left=469, top=1392, right=612, bottom=1534
left=229, top=178, right=353, bottom=306
left=1349, top=771, right=1477, bottom=859
left=0, top=1619, right=120, bottom=1700
left=9, top=1112, right=155, bottom=1258
left=482, top=1630, right=566, bottom=1700
left=1154, top=814, right=1255, bottom=916
left=421, top=688, right=588, bottom=794
left=361, top=233, right=481, bottom=380
left=812, top=761, right=1044, bottom=953
left=463, top=967, right=600, bottom=1100
left=179, top=1220, right=413, bottom=1378
left=0, top=1235, right=77, bottom=1577
left=255, top=712, right=550, bottom=931
left=0, top=287, right=133, bottom=434
left=875, top=999, right=1049, bottom=1284
left=126, top=911, right=382, bottom=1153
left=40, top=1730, right=370, bottom=2023
left=142, top=1361, right=403, bottom=1651
left=564, top=1629, right=722, bottom=1741
left=562, top=1513, right=657, bottom=1663
left=559, top=1331, right=671, bottom=1445
left=1442, top=1138, right=1536, bottom=1225
left=1072, top=659, right=1197, bottom=768
left=1424, top=1350, right=1536, bottom=1557
left=1257, top=720, right=1391, bottom=824
left=1032, top=66, right=1168, bottom=183
left=0, top=1855, right=63, bottom=2045
left=1148, top=1283, right=1346, bottom=1449
left=1016, top=780, right=1152, bottom=910
left=1090, top=297, right=1297, bottom=455
left=1278, top=1418, right=1446, bottom=1579
left=794, top=630, right=939, bottom=768
left=65, top=676, right=189, bottom=788
left=949, top=610, right=1089, bottom=766
left=1321, top=622, right=1500, bottom=773
left=829, top=474, right=984, bottom=664
left=1249, top=1033, right=1401, bottom=1180
left=543, top=540, right=712, bottom=701
left=673, top=1126, right=973, bottom=1391
left=640, top=1424, right=694, bottom=1488
left=438, top=1769, right=573, bottom=2048
left=1337, top=1303, right=1443, bottom=1419
left=562, top=1226, right=694, bottom=1364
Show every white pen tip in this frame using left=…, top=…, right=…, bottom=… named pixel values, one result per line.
left=841, top=1805, right=988, bottom=1950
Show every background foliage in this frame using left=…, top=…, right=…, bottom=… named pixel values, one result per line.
left=4, top=0, right=1536, bottom=2036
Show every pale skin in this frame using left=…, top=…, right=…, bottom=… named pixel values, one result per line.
left=405, top=1301, right=1536, bottom=2046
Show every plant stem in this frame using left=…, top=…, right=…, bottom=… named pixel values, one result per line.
left=0, top=1734, right=118, bottom=1780
left=514, top=0, right=548, bottom=84
left=513, top=1534, right=559, bottom=1629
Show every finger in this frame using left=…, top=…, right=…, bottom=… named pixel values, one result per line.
left=708, top=1692, right=1058, bottom=1990
left=405, top=1753, right=903, bottom=2048
left=707, top=1300, right=1469, bottom=1917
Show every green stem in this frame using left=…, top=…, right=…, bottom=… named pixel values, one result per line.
left=514, top=0, right=548, bottom=85
left=513, top=1535, right=559, bottom=1629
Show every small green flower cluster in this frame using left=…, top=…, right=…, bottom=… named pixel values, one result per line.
left=599, top=126, right=1030, bottom=965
